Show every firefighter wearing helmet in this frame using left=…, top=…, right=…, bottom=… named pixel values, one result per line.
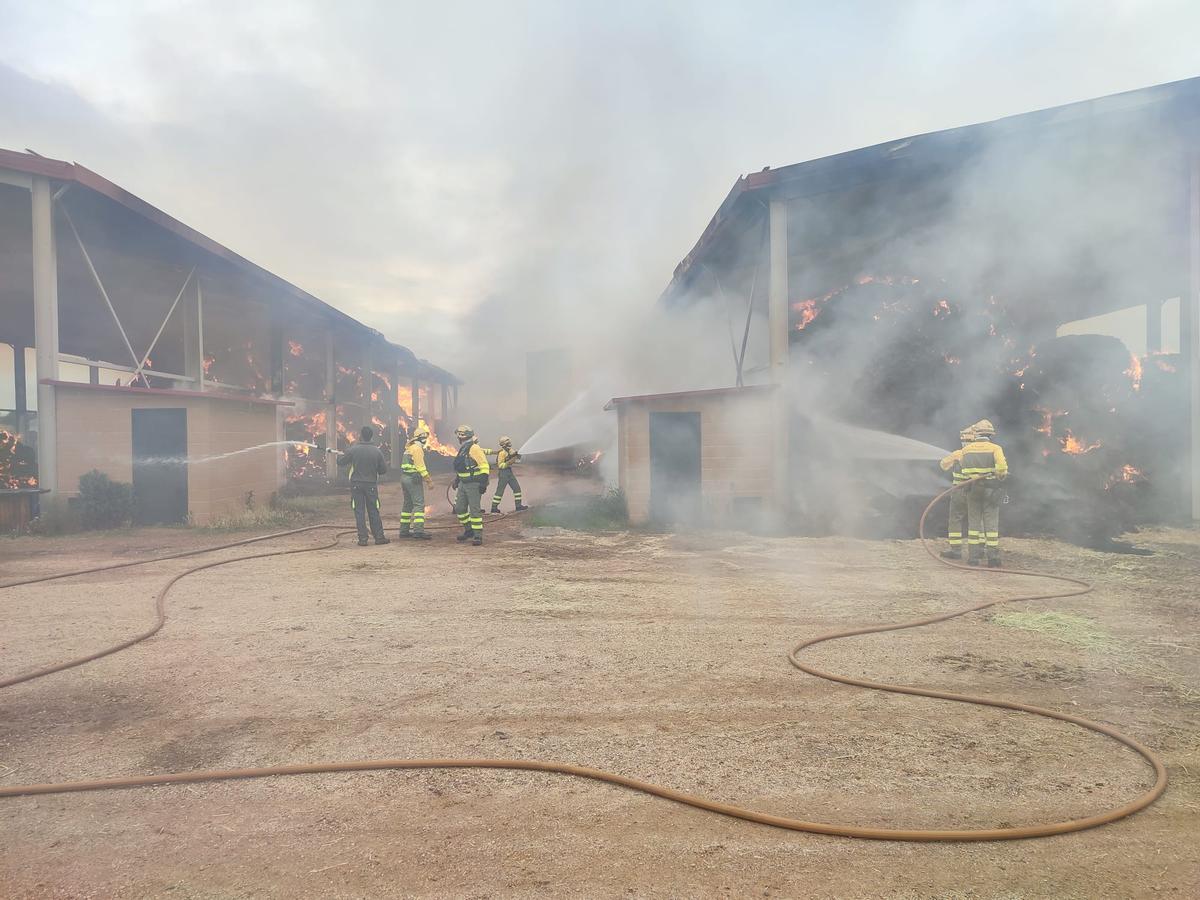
left=937, top=425, right=976, bottom=559
left=452, top=425, right=490, bottom=545
left=961, top=419, right=1008, bottom=567
left=399, top=422, right=435, bottom=540
left=487, top=436, right=528, bottom=513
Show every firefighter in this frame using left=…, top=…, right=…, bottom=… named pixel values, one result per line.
left=488, top=436, right=528, bottom=513
left=937, top=426, right=976, bottom=559
left=452, top=424, right=490, bottom=546
left=332, top=425, right=390, bottom=546
left=961, top=419, right=1008, bottom=567
left=399, top=423, right=435, bottom=540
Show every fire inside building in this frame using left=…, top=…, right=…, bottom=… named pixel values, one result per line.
left=0, top=149, right=460, bottom=526
left=617, top=76, right=1200, bottom=548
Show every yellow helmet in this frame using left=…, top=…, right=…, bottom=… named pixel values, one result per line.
left=973, top=419, right=995, bottom=438
left=499, top=435, right=513, bottom=449
left=454, top=424, right=475, bottom=441
left=411, top=423, right=430, bottom=441
left=959, top=427, right=975, bottom=443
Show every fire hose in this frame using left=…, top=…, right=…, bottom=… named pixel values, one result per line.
left=0, top=480, right=1167, bottom=841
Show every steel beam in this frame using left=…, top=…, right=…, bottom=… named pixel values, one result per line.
left=768, top=198, right=790, bottom=523
left=325, top=331, right=338, bottom=480
left=1189, top=152, right=1200, bottom=520
left=31, top=178, right=59, bottom=493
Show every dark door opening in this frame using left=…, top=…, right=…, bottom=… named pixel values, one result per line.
left=649, top=411, right=701, bottom=525
left=132, top=408, right=188, bottom=525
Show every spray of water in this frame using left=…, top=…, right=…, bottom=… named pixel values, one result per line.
left=121, top=441, right=321, bottom=467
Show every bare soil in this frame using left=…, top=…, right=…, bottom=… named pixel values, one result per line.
left=1, top=473, right=1197, bottom=898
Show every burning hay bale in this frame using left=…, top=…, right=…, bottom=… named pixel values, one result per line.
left=787, top=276, right=1182, bottom=550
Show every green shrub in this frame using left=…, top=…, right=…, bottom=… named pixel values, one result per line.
left=530, top=488, right=628, bottom=532
left=79, top=469, right=133, bottom=529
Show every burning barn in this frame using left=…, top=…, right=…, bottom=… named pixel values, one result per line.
left=653, top=77, right=1200, bottom=546
left=0, top=149, right=460, bottom=525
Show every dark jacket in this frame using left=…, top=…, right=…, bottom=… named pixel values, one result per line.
left=337, top=441, right=388, bottom=484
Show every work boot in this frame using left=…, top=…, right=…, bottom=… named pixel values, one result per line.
left=940, top=549, right=961, bottom=560
left=357, top=539, right=369, bottom=547
left=456, top=527, right=473, bottom=542
left=987, top=557, right=1001, bottom=568
left=399, top=528, right=410, bottom=538
left=472, top=534, right=483, bottom=546
left=490, top=505, right=500, bottom=514
left=375, top=537, right=391, bottom=546
left=411, top=532, right=432, bottom=541
left=967, top=558, right=980, bottom=567
left=514, top=503, right=529, bottom=512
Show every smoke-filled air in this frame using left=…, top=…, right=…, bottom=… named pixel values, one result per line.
left=1, top=2, right=1198, bottom=897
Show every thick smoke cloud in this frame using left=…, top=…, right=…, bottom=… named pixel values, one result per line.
left=1, top=0, right=1197, bottom=448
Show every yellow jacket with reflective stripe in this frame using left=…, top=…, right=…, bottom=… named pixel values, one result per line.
left=959, top=439, right=1008, bottom=479
left=495, top=448, right=518, bottom=470
left=454, top=441, right=491, bottom=477
left=401, top=441, right=429, bottom=478
left=939, top=447, right=971, bottom=483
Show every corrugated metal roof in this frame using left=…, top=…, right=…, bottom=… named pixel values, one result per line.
left=663, top=75, right=1200, bottom=301
left=0, top=147, right=458, bottom=381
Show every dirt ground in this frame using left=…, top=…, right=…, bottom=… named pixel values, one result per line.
left=1, top=472, right=1197, bottom=899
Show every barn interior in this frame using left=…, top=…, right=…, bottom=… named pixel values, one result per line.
left=658, top=77, right=1200, bottom=548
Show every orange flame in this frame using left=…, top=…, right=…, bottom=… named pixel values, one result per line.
left=1104, top=464, right=1146, bottom=489
left=1060, top=430, right=1101, bottom=455
left=1125, top=354, right=1143, bottom=392
left=288, top=341, right=304, bottom=357
left=793, top=299, right=819, bottom=331
left=419, top=419, right=456, bottom=457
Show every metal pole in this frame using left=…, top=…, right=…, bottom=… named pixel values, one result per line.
left=1189, top=152, right=1200, bottom=521
left=768, top=198, right=790, bottom=524
left=1145, top=298, right=1163, bottom=354
left=31, top=177, right=59, bottom=494
left=197, top=277, right=206, bottom=390
left=326, top=330, right=338, bottom=480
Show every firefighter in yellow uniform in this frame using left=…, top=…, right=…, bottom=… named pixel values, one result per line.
left=960, top=419, right=1008, bottom=567
left=452, top=425, right=490, bottom=546
left=937, top=426, right=976, bottom=560
left=488, top=436, right=528, bottom=513
left=399, top=423, right=435, bottom=540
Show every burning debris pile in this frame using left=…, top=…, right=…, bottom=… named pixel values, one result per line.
left=789, top=276, right=1183, bottom=550
left=0, top=431, right=38, bottom=490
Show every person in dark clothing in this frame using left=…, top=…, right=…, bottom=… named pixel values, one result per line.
left=332, top=426, right=390, bottom=546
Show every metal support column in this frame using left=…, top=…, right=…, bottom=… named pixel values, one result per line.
left=1146, top=298, right=1163, bottom=354
left=388, top=356, right=402, bottom=449
left=183, top=275, right=205, bottom=388
left=1189, top=152, right=1200, bottom=520
left=325, top=331, right=338, bottom=480
left=31, top=177, right=59, bottom=494
left=767, top=198, right=790, bottom=523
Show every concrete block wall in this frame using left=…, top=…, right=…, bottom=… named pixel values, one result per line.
left=616, top=389, right=777, bottom=526
left=54, top=385, right=281, bottom=525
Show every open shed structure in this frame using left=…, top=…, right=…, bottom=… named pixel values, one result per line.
left=0, top=149, right=460, bottom=523
left=658, top=76, right=1200, bottom=527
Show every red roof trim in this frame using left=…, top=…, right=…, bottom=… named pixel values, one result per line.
left=41, top=379, right=295, bottom=407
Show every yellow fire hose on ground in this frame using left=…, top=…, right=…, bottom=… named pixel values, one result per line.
left=0, top=482, right=1167, bottom=841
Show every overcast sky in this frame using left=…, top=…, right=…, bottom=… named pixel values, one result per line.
left=2, top=0, right=1198, bottom=375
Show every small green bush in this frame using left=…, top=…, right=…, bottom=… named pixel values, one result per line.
left=530, top=488, right=628, bottom=532
left=79, top=469, right=133, bottom=529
